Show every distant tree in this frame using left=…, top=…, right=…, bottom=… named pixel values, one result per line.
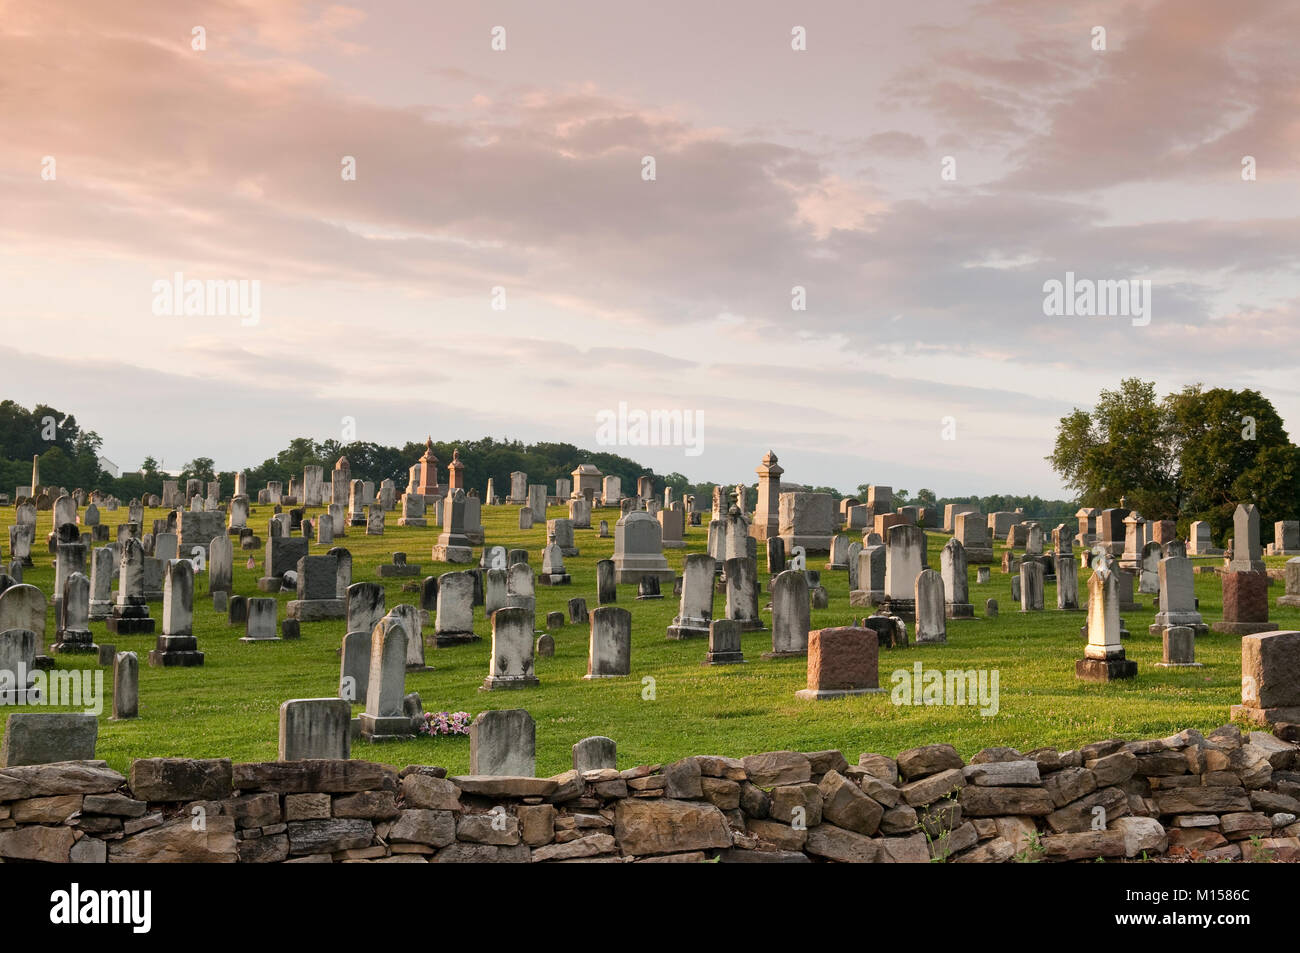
left=1050, top=379, right=1300, bottom=542
left=181, top=457, right=216, bottom=483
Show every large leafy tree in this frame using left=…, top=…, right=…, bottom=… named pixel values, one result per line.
left=1050, top=379, right=1300, bottom=541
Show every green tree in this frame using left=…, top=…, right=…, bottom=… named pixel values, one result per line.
left=1048, top=378, right=1179, bottom=518
left=1050, top=379, right=1300, bottom=542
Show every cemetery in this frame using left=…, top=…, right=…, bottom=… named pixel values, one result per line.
left=1, top=440, right=1299, bottom=864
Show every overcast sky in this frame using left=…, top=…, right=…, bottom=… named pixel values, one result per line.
left=2, top=0, right=1297, bottom=497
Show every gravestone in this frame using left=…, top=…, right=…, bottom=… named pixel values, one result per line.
left=1187, top=520, right=1220, bottom=556
left=431, top=489, right=474, bottom=563
left=724, top=556, right=763, bottom=631
left=435, top=572, right=478, bottom=646
left=1228, top=503, right=1266, bottom=572
left=568, top=497, right=593, bottom=532
left=106, top=540, right=154, bottom=636
left=150, top=559, right=204, bottom=664
left=88, top=547, right=115, bottom=621
left=339, top=629, right=371, bottom=706
left=241, top=596, right=279, bottom=643
left=508, top=471, right=528, bottom=505
left=1076, top=561, right=1137, bottom=682
left=612, top=512, right=672, bottom=584
left=346, top=584, right=386, bottom=645
left=316, top=509, right=335, bottom=544
left=1139, top=540, right=1163, bottom=595
left=1154, top=626, right=1201, bottom=669
left=287, top=554, right=345, bottom=621
left=528, top=484, right=547, bottom=524
left=1025, top=524, right=1044, bottom=557
left=586, top=606, right=632, bottom=678
left=881, top=524, right=925, bottom=621
left=778, top=491, right=835, bottom=555
left=470, top=709, right=535, bottom=776
left=658, top=506, right=686, bottom=550
left=1277, top=558, right=1300, bottom=608
left=940, top=538, right=973, bottom=619
left=573, top=736, right=617, bottom=773
left=1056, top=555, right=1080, bottom=610
left=1230, top=629, right=1300, bottom=726
left=703, top=618, right=745, bottom=666
left=539, top=535, right=572, bottom=586
left=602, top=475, right=621, bottom=507
left=384, top=604, right=426, bottom=672
left=1019, top=561, right=1044, bottom=612
left=279, top=698, right=351, bottom=760
left=398, top=494, right=426, bottom=527
left=667, top=553, right=714, bottom=640
left=1, top=712, right=98, bottom=767
left=766, top=536, right=786, bottom=575
left=53, top=572, right=96, bottom=654
left=849, top=544, right=885, bottom=607
left=914, top=569, right=947, bottom=643
left=1213, top=571, right=1276, bottom=636
left=1149, top=555, right=1208, bottom=638
left=596, top=559, right=617, bottom=605
left=376, top=551, right=419, bottom=578
left=261, top=535, right=309, bottom=591
left=228, top=496, right=249, bottom=534
left=766, top=569, right=809, bottom=658
left=1075, top=507, right=1099, bottom=547
left=366, top=507, right=385, bottom=536
left=360, top=617, right=414, bottom=741
left=206, top=534, right=234, bottom=596
left=484, top=568, right=508, bottom=618
left=481, top=606, right=539, bottom=690
left=112, top=651, right=138, bottom=719
left=794, top=626, right=882, bottom=700
left=0, top=628, right=39, bottom=703
left=825, top=534, right=850, bottom=570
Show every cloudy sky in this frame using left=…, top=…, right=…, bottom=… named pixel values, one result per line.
left=2, top=0, right=1297, bottom=497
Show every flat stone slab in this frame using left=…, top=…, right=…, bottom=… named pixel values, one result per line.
left=449, top=775, right=558, bottom=798
left=1, top=713, right=98, bottom=767
left=285, top=599, right=346, bottom=621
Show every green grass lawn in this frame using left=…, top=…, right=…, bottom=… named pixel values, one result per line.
left=1, top=502, right=1289, bottom=777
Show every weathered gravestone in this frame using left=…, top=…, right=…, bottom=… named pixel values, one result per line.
left=359, top=617, right=413, bottom=742
left=1230, top=629, right=1300, bottom=726
left=794, top=626, right=882, bottom=701
left=279, top=698, right=351, bottom=760
left=1149, top=555, right=1208, bottom=638
left=286, top=554, right=345, bottom=621
left=724, top=557, right=763, bottom=631
left=435, top=572, right=478, bottom=646
left=573, top=735, right=617, bottom=774
left=112, top=651, right=138, bottom=720
left=469, top=708, right=535, bottom=776
left=612, top=512, right=672, bottom=585
left=586, top=606, right=632, bottom=678
left=766, top=569, right=809, bottom=658
left=481, top=606, right=539, bottom=691
left=1, top=712, right=98, bottom=767
left=667, top=553, right=714, bottom=640
left=703, top=618, right=745, bottom=666
left=941, top=538, right=973, bottom=619
left=1076, top=561, right=1137, bottom=682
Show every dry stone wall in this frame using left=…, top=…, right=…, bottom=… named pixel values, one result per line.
left=1, top=723, right=1298, bottom=863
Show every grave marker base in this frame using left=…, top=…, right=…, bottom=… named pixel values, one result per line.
left=1075, top=656, right=1137, bottom=682
left=794, top=687, right=883, bottom=700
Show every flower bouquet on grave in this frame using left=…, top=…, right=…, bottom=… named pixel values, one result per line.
left=418, top=711, right=473, bottom=737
